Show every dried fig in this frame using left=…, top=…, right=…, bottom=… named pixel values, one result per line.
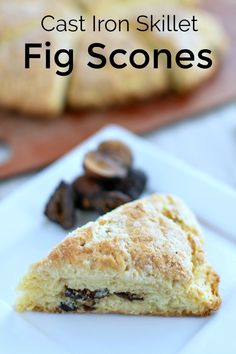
left=65, top=287, right=109, bottom=300
left=98, top=140, right=133, bottom=168
left=89, top=191, right=131, bottom=213
left=72, top=175, right=104, bottom=208
left=83, top=150, right=127, bottom=180
left=115, top=292, right=144, bottom=301
left=44, top=181, right=76, bottom=229
left=114, top=168, right=147, bottom=200
left=59, top=301, right=78, bottom=312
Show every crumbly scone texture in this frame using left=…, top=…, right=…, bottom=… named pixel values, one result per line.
left=16, top=194, right=221, bottom=316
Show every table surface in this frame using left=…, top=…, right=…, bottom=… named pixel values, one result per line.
left=0, top=102, right=235, bottom=201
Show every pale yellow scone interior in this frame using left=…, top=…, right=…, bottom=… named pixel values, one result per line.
left=16, top=194, right=221, bottom=316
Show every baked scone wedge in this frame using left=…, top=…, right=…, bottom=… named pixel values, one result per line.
left=16, top=194, right=221, bottom=316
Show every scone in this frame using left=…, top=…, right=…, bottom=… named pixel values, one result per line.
left=77, top=0, right=198, bottom=13
left=68, top=29, right=169, bottom=109
left=133, top=7, right=228, bottom=92
left=0, top=0, right=78, bottom=116
left=68, top=6, right=227, bottom=109
left=16, top=194, right=221, bottom=316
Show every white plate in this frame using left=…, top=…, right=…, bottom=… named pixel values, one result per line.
left=0, top=125, right=236, bottom=354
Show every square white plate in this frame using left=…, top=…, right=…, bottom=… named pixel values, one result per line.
left=1, top=125, right=236, bottom=354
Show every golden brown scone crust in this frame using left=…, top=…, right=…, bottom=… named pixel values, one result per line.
left=36, top=195, right=197, bottom=281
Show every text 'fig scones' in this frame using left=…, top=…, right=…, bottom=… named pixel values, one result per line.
left=0, top=0, right=227, bottom=116
left=16, top=194, right=221, bottom=316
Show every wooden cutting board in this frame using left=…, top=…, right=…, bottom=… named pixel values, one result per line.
left=0, top=0, right=235, bottom=179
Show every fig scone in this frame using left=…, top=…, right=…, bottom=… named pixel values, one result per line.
left=16, top=194, right=221, bottom=316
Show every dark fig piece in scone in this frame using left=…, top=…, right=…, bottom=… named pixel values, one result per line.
left=98, top=140, right=133, bottom=168
left=65, top=287, right=109, bottom=300
left=44, top=181, right=76, bottom=229
left=115, top=292, right=144, bottom=301
left=83, top=150, right=127, bottom=180
left=59, top=301, right=78, bottom=312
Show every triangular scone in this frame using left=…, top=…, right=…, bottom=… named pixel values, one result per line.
left=16, top=194, right=221, bottom=316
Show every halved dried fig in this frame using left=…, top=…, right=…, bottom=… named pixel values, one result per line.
left=83, top=150, right=127, bottom=180
left=44, top=181, right=76, bottom=229
left=89, top=191, right=131, bottom=213
left=98, top=140, right=133, bottom=168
